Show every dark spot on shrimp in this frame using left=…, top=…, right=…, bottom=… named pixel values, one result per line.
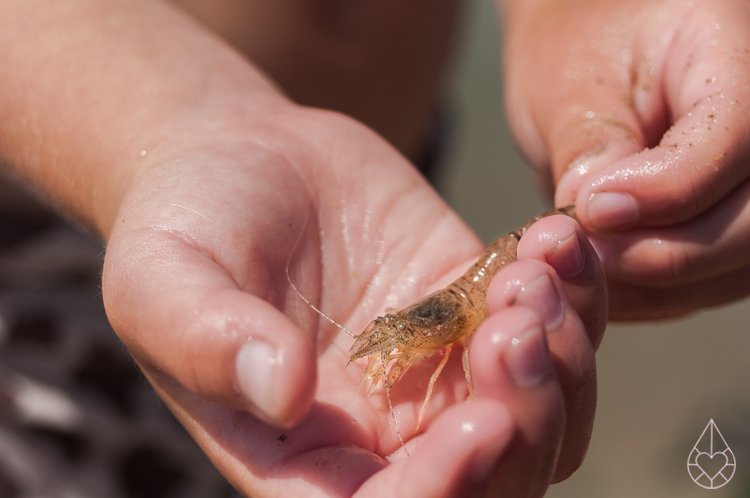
left=405, top=293, right=461, bottom=327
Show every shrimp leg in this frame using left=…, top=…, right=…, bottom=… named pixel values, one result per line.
left=415, top=343, right=453, bottom=433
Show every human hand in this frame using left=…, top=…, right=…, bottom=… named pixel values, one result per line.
left=101, top=106, right=605, bottom=496
left=0, top=0, right=605, bottom=492
left=502, top=0, right=750, bottom=319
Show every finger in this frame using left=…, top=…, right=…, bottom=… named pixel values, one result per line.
left=588, top=179, right=750, bottom=291
left=486, top=259, right=597, bottom=482
left=469, top=307, right=565, bottom=497
left=504, top=1, right=653, bottom=199
left=355, top=399, right=515, bottom=498
left=574, top=3, right=750, bottom=231
left=607, top=266, right=750, bottom=320
left=517, top=214, right=608, bottom=349
left=103, top=228, right=317, bottom=427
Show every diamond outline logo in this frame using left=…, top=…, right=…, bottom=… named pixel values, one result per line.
left=687, top=419, right=735, bottom=489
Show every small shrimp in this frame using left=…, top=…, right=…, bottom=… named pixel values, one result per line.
left=287, top=204, right=577, bottom=451
left=348, top=204, right=577, bottom=432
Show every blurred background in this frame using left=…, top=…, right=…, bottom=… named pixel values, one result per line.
left=439, top=0, right=750, bottom=496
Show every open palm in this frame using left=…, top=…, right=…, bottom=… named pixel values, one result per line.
left=102, top=108, right=603, bottom=497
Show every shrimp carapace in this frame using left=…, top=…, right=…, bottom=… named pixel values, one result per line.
left=349, top=203, right=577, bottom=430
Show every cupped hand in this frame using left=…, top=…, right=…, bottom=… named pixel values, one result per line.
left=503, top=0, right=750, bottom=318
left=102, top=107, right=605, bottom=496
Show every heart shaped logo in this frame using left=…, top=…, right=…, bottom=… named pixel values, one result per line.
left=687, top=419, right=735, bottom=489
left=696, top=452, right=728, bottom=480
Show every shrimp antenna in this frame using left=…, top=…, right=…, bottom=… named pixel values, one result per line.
left=285, top=217, right=357, bottom=338
left=383, top=352, right=409, bottom=457
left=287, top=215, right=410, bottom=457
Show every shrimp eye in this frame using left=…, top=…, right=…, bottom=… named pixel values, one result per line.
left=397, top=322, right=406, bottom=331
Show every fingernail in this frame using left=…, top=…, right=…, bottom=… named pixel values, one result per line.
left=587, top=192, right=639, bottom=230
left=555, top=143, right=608, bottom=205
left=512, top=274, right=564, bottom=330
left=236, top=340, right=281, bottom=418
left=546, top=232, right=585, bottom=278
left=505, top=326, right=552, bottom=387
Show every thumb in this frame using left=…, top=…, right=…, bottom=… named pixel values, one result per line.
left=103, top=227, right=318, bottom=428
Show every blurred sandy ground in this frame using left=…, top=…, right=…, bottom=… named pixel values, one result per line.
left=438, top=0, right=750, bottom=496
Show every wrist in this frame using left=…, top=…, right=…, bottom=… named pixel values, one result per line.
left=0, top=0, right=294, bottom=238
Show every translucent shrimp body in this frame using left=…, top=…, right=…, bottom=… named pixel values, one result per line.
left=349, top=204, right=577, bottom=428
